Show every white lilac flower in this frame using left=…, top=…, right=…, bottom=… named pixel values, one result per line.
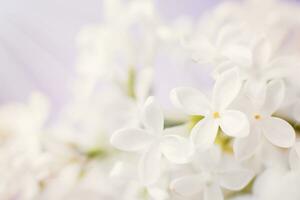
left=215, top=38, right=298, bottom=99
left=242, top=38, right=298, bottom=98
left=184, top=0, right=300, bottom=70
left=110, top=161, right=170, bottom=200
left=234, top=79, right=296, bottom=160
left=185, top=22, right=249, bottom=67
left=171, top=68, right=249, bottom=150
left=76, top=0, right=161, bottom=84
left=37, top=161, right=117, bottom=200
left=0, top=92, right=50, bottom=200
left=111, top=97, right=192, bottom=185
left=170, top=146, right=254, bottom=200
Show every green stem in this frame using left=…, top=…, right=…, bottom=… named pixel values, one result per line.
left=127, top=67, right=136, bottom=99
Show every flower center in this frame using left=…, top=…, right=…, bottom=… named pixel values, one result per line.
left=254, top=114, right=261, bottom=120
left=213, top=112, right=220, bottom=119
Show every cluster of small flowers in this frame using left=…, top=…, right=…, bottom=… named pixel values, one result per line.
left=2, top=0, right=300, bottom=200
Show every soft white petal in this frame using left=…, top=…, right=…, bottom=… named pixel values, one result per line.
left=219, top=110, right=249, bottom=138
left=142, top=97, right=164, bottom=133
left=216, top=24, right=240, bottom=48
left=261, top=79, right=285, bottom=115
left=170, top=175, right=204, bottom=196
left=188, top=35, right=215, bottom=64
left=252, top=37, right=272, bottom=68
left=191, top=117, right=219, bottom=150
left=110, top=128, right=154, bottom=151
left=218, top=168, right=254, bottom=191
left=221, top=45, right=252, bottom=67
left=268, top=57, right=300, bottom=90
left=194, top=145, right=221, bottom=171
left=138, top=143, right=162, bottom=186
left=148, top=187, right=170, bottom=200
left=293, top=101, right=300, bottom=122
left=262, top=117, right=295, bottom=148
left=170, top=87, right=211, bottom=116
left=244, top=78, right=267, bottom=102
left=212, top=68, right=241, bottom=111
left=289, top=142, right=300, bottom=170
left=161, top=135, right=192, bottom=164
left=110, top=161, right=137, bottom=180
left=295, top=142, right=300, bottom=156
left=233, top=125, right=261, bottom=160
left=204, top=183, right=224, bottom=200
left=230, top=195, right=255, bottom=200
left=260, top=140, right=288, bottom=168
left=213, top=61, right=235, bottom=79
left=289, top=147, right=300, bottom=171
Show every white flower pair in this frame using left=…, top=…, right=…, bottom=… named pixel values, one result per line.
left=111, top=67, right=296, bottom=187
left=234, top=79, right=296, bottom=160
left=110, top=69, right=244, bottom=187
left=172, top=68, right=296, bottom=159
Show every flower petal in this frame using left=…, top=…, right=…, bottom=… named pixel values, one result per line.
left=161, top=135, right=192, bottom=164
left=212, top=68, right=241, bottom=111
left=233, top=125, right=261, bottom=160
left=194, top=145, right=221, bottom=171
left=170, top=87, right=211, bottom=116
left=243, top=78, right=267, bottom=102
left=289, top=142, right=300, bottom=170
left=148, top=187, right=170, bottom=200
left=289, top=146, right=300, bottom=171
left=218, top=168, right=254, bottom=191
left=219, top=110, right=249, bottom=138
left=138, top=143, right=162, bottom=186
left=252, top=37, right=272, bottom=69
left=170, top=175, right=204, bottom=196
left=261, top=79, right=285, bottom=115
left=222, top=45, right=252, bottom=67
left=262, top=117, right=295, bottom=148
left=110, top=128, right=154, bottom=151
left=191, top=117, right=219, bottom=151
left=293, top=101, right=300, bottom=122
left=204, top=183, right=224, bottom=200
left=295, top=142, right=300, bottom=156
left=142, top=97, right=164, bottom=133
left=188, top=35, right=216, bottom=64
left=110, top=161, right=137, bottom=180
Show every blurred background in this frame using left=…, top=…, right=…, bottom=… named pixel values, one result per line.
left=0, top=0, right=298, bottom=108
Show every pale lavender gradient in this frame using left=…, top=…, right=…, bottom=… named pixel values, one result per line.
left=0, top=0, right=219, bottom=108
left=1, top=0, right=299, bottom=107
left=0, top=0, right=102, bottom=107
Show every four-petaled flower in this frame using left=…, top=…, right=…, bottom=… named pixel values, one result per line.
left=171, top=146, right=254, bottom=200
left=234, top=79, right=296, bottom=160
left=111, top=97, right=192, bottom=186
